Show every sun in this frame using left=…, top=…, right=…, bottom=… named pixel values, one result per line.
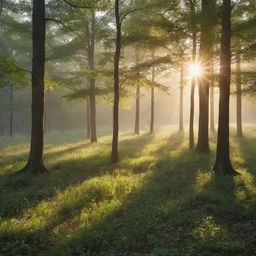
left=189, top=63, right=201, bottom=77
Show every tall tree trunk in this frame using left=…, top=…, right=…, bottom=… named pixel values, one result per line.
left=236, top=53, right=243, bottom=137
left=179, top=65, right=184, bottom=132
left=44, top=90, right=49, bottom=134
left=9, top=85, right=13, bottom=138
left=134, top=84, right=140, bottom=135
left=22, top=0, right=47, bottom=173
left=210, top=62, right=215, bottom=133
left=134, top=48, right=140, bottom=135
left=150, top=50, right=155, bottom=134
left=214, top=0, right=237, bottom=175
left=112, top=0, right=121, bottom=162
left=210, top=85, right=215, bottom=133
left=87, top=11, right=97, bottom=143
left=189, top=3, right=197, bottom=149
left=197, top=0, right=216, bottom=153
left=86, top=98, right=91, bottom=139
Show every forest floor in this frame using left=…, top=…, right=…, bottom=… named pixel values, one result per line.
left=1, top=128, right=256, bottom=256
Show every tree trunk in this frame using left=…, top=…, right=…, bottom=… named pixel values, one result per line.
left=134, top=84, right=140, bottom=135
left=197, top=0, right=216, bottom=153
left=189, top=3, right=197, bottom=149
left=9, top=85, right=13, bottom=138
left=87, top=11, right=97, bottom=143
left=134, top=48, right=140, bottom=135
left=179, top=65, right=184, bottom=132
left=210, top=85, right=215, bottom=133
left=86, top=98, right=91, bottom=139
left=44, top=90, right=49, bottom=134
left=150, top=50, right=155, bottom=134
left=111, top=0, right=121, bottom=163
left=210, top=62, right=215, bottom=133
left=22, top=0, right=47, bottom=174
left=236, top=53, right=243, bottom=137
left=214, top=0, right=237, bottom=175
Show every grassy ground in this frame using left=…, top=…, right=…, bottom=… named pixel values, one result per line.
left=1, top=128, right=256, bottom=256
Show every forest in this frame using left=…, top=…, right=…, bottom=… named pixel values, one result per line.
left=1, top=0, right=256, bottom=255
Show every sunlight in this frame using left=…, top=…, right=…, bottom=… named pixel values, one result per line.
left=189, top=63, right=201, bottom=77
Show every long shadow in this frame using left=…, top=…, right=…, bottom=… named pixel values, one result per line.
left=12, top=132, right=215, bottom=256
left=3, top=132, right=249, bottom=256
left=51, top=133, right=211, bottom=255
left=0, top=134, right=154, bottom=220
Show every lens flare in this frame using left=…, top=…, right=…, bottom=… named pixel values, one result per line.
left=189, top=63, right=201, bottom=77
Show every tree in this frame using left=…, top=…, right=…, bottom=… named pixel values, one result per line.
left=236, top=53, right=243, bottom=137
left=87, top=11, right=97, bottom=142
left=134, top=48, right=140, bottom=135
left=179, top=65, right=184, bottom=132
left=112, top=0, right=121, bottom=163
left=197, top=0, right=216, bottom=153
left=21, top=0, right=47, bottom=174
left=213, top=0, right=238, bottom=175
left=209, top=61, right=215, bottom=133
left=150, top=50, right=155, bottom=134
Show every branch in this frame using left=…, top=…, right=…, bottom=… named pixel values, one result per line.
left=120, top=7, right=144, bottom=25
left=62, top=0, right=106, bottom=9
left=46, top=18, right=84, bottom=41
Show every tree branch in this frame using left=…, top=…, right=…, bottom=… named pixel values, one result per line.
left=62, top=0, right=106, bottom=9
left=120, top=7, right=144, bottom=25
left=46, top=18, right=84, bottom=42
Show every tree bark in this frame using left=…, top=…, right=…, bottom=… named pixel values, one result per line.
left=22, top=0, right=47, bottom=174
left=179, top=65, right=184, bottom=132
left=210, top=62, right=215, bottom=133
left=236, top=53, right=243, bottom=137
left=111, top=0, right=121, bottom=162
left=9, top=85, right=13, bottom=138
left=214, top=0, right=237, bottom=175
left=150, top=50, right=155, bottom=134
left=197, top=0, right=216, bottom=153
left=44, top=90, right=49, bottom=134
left=87, top=11, right=97, bottom=143
left=86, top=98, right=91, bottom=139
left=134, top=84, right=140, bottom=135
left=134, top=48, right=140, bottom=135
left=189, top=3, right=197, bottom=149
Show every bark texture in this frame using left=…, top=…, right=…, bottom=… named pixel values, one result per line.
left=210, top=62, right=215, bottom=133
left=134, top=48, right=140, bottom=135
left=22, top=0, right=47, bottom=174
left=236, top=53, right=243, bottom=137
left=179, top=66, right=184, bottom=132
left=111, top=0, right=121, bottom=162
left=197, top=0, right=216, bottom=153
left=189, top=2, right=197, bottom=149
left=87, top=12, right=97, bottom=143
left=86, top=99, right=91, bottom=139
left=214, top=0, right=237, bottom=175
left=150, top=50, right=155, bottom=134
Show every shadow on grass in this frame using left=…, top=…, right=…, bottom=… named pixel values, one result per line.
left=44, top=133, right=215, bottom=256
left=3, top=132, right=255, bottom=256
left=0, top=133, right=154, bottom=220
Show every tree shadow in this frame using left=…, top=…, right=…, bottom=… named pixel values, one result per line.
left=3, top=132, right=253, bottom=256
left=13, top=133, right=215, bottom=256
left=0, top=133, right=155, bottom=220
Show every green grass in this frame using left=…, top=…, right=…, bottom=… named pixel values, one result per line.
left=1, top=128, right=256, bottom=255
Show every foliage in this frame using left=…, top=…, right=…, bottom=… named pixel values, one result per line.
left=0, top=55, right=28, bottom=87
